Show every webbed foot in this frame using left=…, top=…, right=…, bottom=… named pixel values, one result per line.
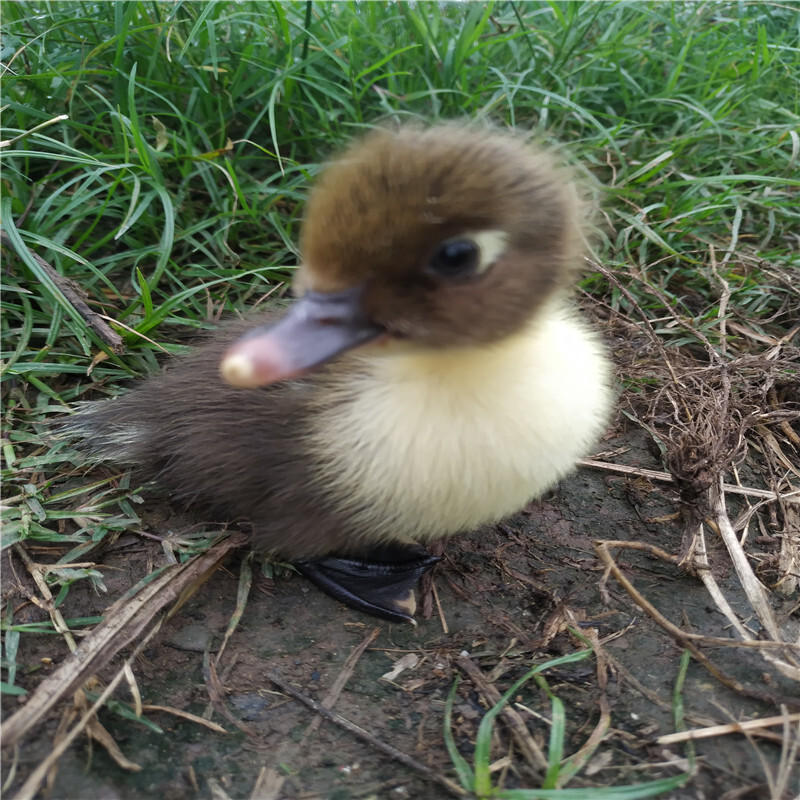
left=293, top=544, right=441, bottom=624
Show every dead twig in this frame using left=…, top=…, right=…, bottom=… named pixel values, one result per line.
left=708, top=478, right=800, bottom=682
left=456, top=654, right=549, bottom=773
left=11, top=621, right=163, bottom=800
left=302, top=626, right=381, bottom=742
left=202, top=651, right=257, bottom=738
left=2, top=533, right=246, bottom=747
left=250, top=627, right=381, bottom=800
left=0, top=229, right=124, bottom=353
left=141, top=705, right=227, bottom=733
left=594, top=540, right=800, bottom=709
left=656, top=712, right=800, bottom=745
left=11, top=545, right=80, bottom=654
left=267, top=671, right=468, bottom=798
left=577, top=458, right=800, bottom=505
left=552, top=628, right=613, bottom=787
left=432, top=580, right=449, bottom=634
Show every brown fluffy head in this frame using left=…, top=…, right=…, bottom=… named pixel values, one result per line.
left=297, top=122, right=585, bottom=348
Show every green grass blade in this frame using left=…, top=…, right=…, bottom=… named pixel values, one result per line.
left=443, top=676, right=475, bottom=791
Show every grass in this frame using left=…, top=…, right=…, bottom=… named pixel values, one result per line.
left=444, top=646, right=689, bottom=799
left=1, top=1, right=798, bottom=797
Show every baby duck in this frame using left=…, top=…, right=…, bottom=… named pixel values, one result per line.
left=67, top=123, right=613, bottom=623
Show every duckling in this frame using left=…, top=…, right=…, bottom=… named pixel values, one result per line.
left=65, top=122, right=613, bottom=623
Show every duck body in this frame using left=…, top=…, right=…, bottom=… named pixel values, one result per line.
left=78, top=302, right=609, bottom=556
left=66, top=123, right=613, bottom=621
left=307, top=307, right=609, bottom=547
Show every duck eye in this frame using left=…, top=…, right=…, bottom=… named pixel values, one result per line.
left=427, top=238, right=481, bottom=279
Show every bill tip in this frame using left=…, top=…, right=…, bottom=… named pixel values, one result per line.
left=220, top=352, right=258, bottom=387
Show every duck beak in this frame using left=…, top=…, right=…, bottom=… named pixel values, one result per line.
left=220, top=285, right=385, bottom=388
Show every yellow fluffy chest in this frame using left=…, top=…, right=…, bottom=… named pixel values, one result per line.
left=309, top=312, right=612, bottom=542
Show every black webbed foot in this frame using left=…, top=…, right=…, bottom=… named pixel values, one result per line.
left=293, top=543, right=441, bottom=624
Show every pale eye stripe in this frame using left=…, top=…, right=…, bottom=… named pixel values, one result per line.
left=469, top=230, right=509, bottom=273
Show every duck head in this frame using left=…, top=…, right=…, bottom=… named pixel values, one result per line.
left=221, top=123, right=584, bottom=387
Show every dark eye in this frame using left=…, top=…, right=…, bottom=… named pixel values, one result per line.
left=427, top=238, right=480, bottom=279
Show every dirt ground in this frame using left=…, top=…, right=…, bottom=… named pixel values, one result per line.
left=3, top=427, right=798, bottom=800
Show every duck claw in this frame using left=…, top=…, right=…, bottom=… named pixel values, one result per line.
left=293, top=546, right=441, bottom=624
